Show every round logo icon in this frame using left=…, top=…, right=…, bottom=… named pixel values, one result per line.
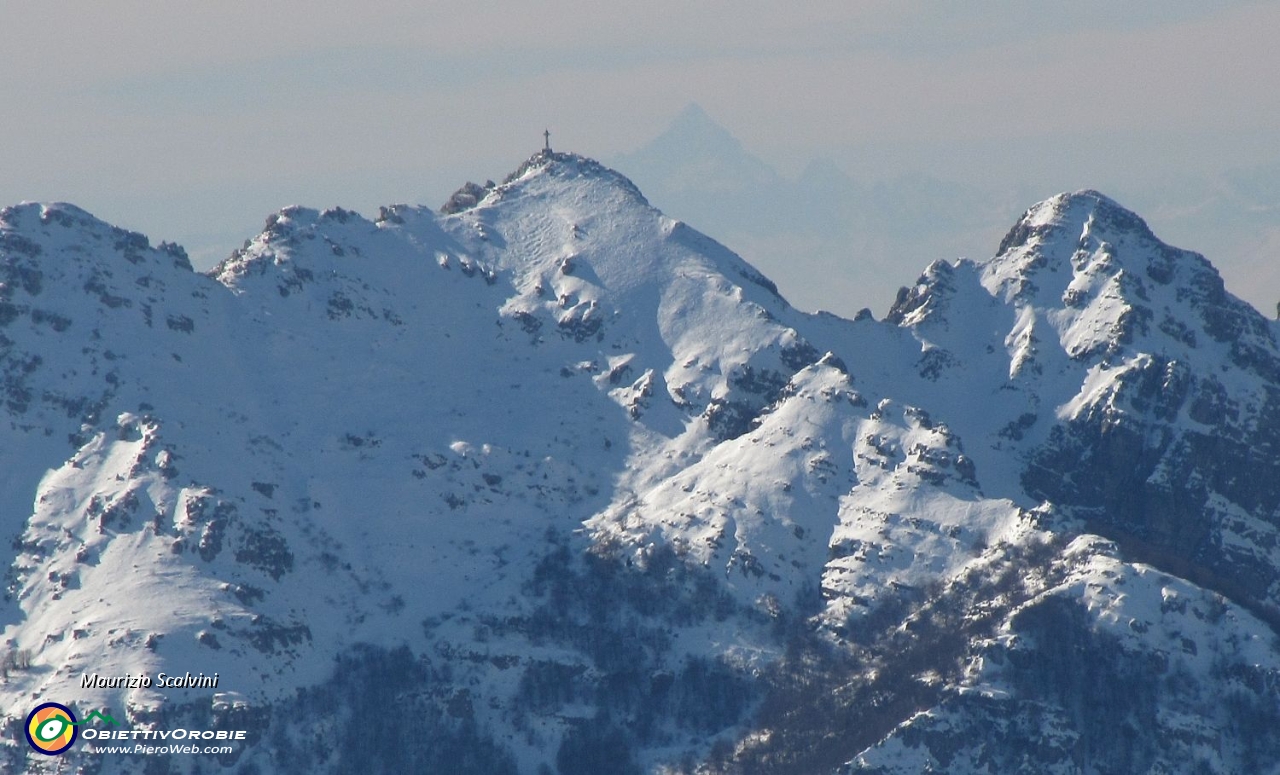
left=25, top=703, right=78, bottom=755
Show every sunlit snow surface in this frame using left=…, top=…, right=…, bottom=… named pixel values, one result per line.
left=1, top=159, right=1278, bottom=773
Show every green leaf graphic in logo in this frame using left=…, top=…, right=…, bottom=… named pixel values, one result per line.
left=71, top=710, right=118, bottom=727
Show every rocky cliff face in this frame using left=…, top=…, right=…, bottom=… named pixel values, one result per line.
left=0, top=158, right=1277, bottom=774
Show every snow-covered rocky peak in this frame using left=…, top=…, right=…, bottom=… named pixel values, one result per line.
left=985, top=189, right=1162, bottom=302
left=2, top=165, right=1279, bottom=775
left=500, top=150, right=651, bottom=207
left=1, top=201, right=193, bottom=274
left=0, top=200, right=215, bottom=436
left=887, top=189, right=1276, bottom=379
left=870, top=190, right=1280, bottom=635
left=976, top=189, right=1272, bottom=366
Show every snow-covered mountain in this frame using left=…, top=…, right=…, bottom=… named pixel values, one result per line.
left=609, top=103, right=1013, bottom=318
left=1, top=152, right=1278, bottom=774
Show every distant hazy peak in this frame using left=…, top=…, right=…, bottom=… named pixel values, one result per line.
left=660, top=102, right=740, bottom=147
left=612, top=104, right=781, bottom=189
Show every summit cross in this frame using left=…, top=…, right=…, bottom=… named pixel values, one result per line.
left=544, top=129, right=551, bottom=152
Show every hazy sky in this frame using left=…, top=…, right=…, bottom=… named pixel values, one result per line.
left=3, top=2, right=1278, bottom=315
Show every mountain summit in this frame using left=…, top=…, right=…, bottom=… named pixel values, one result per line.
left=613, top=103, right=781, bottom=192
left=1, top=158, right=1278, bottom=774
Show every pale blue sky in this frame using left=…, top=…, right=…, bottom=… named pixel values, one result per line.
left=3, top=2, right=1278, bottom=315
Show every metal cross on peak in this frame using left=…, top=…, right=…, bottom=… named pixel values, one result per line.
left=543, top=129, right=551, bottom=152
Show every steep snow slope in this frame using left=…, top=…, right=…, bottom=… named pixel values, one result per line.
left=876, top=191, right=1280, bottom=616
left=0, top=158, right=1278, bottom=775
left=0, top=153, right=832, bottom=773
left=848, top=536, right=1280, bottom=774
left=822, top=191, right=1280, bottom=774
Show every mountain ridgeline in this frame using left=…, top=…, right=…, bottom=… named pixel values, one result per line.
left=1, top=152, right=1278, bottom=774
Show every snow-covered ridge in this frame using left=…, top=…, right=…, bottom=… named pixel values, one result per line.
left=1, top=159, right=1278, bottom=774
